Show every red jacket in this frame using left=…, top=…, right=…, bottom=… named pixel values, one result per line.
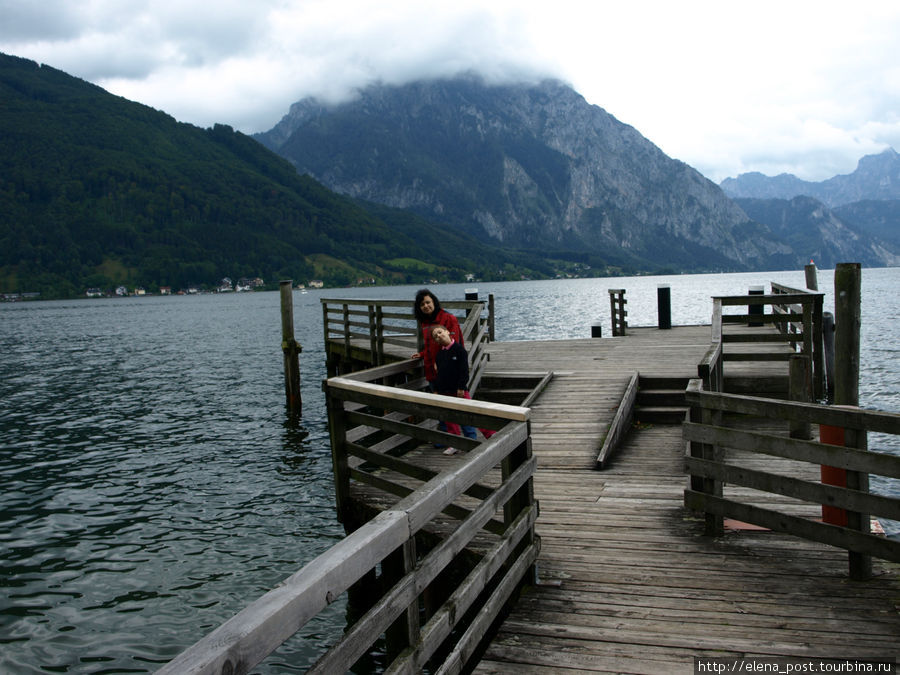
left=420, top=309, right=463, bottom=382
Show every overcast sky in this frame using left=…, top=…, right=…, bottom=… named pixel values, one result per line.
left=2, top=0, right=898, bottom=182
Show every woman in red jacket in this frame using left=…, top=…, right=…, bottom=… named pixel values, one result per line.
left=412, top=289, right=494, bottom=443
left=411, top=289, right=463, bottom=388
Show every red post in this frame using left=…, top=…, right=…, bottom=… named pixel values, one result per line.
left=819, top=423, right=847, bottom=526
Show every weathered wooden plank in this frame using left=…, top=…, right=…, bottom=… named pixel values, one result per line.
left=157, top=510, right=411, bottom=675
left=683, top=421, right=900, bottom=477
left=595, top=371, right=637, bottom=469
left=685, top=454, right=900, bottom=521
left=328, top=376, right=531, bottom=422
left=684, top=491, right=900, bottom=562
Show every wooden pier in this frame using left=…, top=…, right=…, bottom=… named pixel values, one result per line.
left=163, top=279, right=900, bottom=675
left=475, top=330, right=900, bottom=672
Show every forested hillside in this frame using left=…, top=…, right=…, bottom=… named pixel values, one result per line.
left=0, top=54, right=543, bottom=298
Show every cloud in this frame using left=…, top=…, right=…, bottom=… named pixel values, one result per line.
left=1, top=0, right=899, bottom=182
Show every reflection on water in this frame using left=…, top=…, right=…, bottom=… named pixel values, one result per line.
left=1, top=268, right=898, bottom=671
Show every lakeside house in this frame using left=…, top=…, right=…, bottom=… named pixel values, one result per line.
left=236, top=277, right=264, bottom=292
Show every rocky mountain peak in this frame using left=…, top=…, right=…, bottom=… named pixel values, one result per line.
left=256, top=76, right=778, bottom=271
left=720, top=147, right=900, bottom=207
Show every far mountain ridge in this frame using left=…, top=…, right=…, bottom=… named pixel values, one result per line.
left=721, top=148, right=900, bottom=207
left=733, top=195, right=899, bottom=269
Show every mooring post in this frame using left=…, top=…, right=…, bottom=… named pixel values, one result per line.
left=805, top=261, right=819, bottom=291
left=657, top=284, right=671, bottom=330
left=280, top=280, right=302, bottom=416
left=834, top=264, right=860, bottom=408
left=831, top=262, right=870, bottom=579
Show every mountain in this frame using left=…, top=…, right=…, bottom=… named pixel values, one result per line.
left=257, top=76, right=791, bottom=273
left=0, top=54, right=545, bottom=298
left=733, top=196, right=900, bottom=269
left=833, top=200, right=900, bottom=249
left=720, top=148, right=900, bottom=208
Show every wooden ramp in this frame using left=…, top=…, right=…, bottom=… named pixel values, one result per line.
left=474, top=329, right=900, bottom=673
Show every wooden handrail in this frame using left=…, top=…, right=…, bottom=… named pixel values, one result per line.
left=683, top=378, right=900, bottom=578
left=162, top=374, right=537, bottom=674
left=321, top=297, right=492, bottom=391
left=708, top=284, right=825, bottom=399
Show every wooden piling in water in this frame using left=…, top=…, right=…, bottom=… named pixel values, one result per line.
left=280, top=280, right=302, bottom=416
left=834, top=263, right=860, bottom=408
left=832, top=262, right=870, bottom=579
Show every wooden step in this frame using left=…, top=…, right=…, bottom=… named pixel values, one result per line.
left=634, top=405, right=689, bottom=424
left=637, top=388, right=686, bottom=407
left=637, top=375, right=691, bottom=390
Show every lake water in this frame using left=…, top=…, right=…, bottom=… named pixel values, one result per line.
left=2, top=267, right=898, bottom=673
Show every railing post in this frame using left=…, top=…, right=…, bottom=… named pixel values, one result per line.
left=280, top=280, right=302, bottom=416
left=748, top=285, right=764, bottom=327
left=844, top=425, right=872, bottom=580
left=342, top=303, right=351, bottom=356
left=812, top=293, right=825, bottom=401
left=368, top=304, right=378, bottom=366
left=823, top=311, right=835, bottom=398
left=383, top=539, right=420, bottom=660
left=325, top=386, right=350, bottom=523
left=375, top=304, right=385, bottom=366
left=685, top=379, right=722, bottom=535
left=701, top=400, right=724, bottom=537
left=501, top=426, right=537, bottom=585
left=789, top=354, right=812, bottom=439
left=488, top=293, right=495, bottom=342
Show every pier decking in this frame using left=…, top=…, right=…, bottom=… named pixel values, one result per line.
left=473, top=328, right=900, bottom=672
left=326, top=321, right=899, bottom=671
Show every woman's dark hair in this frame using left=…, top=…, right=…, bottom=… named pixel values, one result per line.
left=413, top=288, right=442, bottom=322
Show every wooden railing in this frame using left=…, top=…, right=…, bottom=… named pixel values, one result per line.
left=324, top=362, right=538, bottom=671
left=321, top=297, right=492, bottom=391
left=161, top=362, right=537, bottom=674
left=709, top=284, right=824, bottom=397
left=608, top=288, right=627, bottom=336
left=683, top=379, right=900, bottom=579
left=771, top=282, right=825, bottom=400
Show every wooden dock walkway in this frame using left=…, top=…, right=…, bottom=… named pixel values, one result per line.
left=163, top=287, right=899, bottom=674
left=473, top=327, right=900, bottom=673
